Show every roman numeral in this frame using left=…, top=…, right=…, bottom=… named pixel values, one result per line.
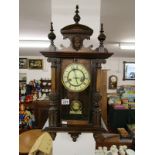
left=83, top=82, right=87, bottom=85
left=64, top=80, right=68, bottom=83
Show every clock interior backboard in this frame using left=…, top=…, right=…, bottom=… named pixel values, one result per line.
left=60, top=59, right=92, bottom=125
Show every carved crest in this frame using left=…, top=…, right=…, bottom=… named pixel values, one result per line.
left=60, top=5, right=93, bottom=51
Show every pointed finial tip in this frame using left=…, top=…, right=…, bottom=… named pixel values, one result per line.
left=50, top=22, right=54, bottom=31
left=100, top=23, right=104, bottom=32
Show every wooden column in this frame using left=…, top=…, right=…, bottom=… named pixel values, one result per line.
left=48, top=58, right=60, bottom=127
left=96, top=69, right=108, bottom=126
left=51, top=67, right=56, bottom=92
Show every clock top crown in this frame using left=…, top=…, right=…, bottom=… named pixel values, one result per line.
left=61, top=5, right=93, bottom=51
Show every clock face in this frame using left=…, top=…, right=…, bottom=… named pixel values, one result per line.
left=62, top=63, right=91, bottom=92
left=111, top=76, right=117, bottom=82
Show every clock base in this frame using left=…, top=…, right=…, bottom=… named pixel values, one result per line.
left=43, top=126, right=107, bottom=142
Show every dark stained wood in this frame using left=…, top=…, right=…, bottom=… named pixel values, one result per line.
left=48, top=92, right=60, bottom=127
left=44, top=126, right=108, bottom=142
left=41, top=51, right=113, bottom=59
left=69, top=132, right=81, bottom=142
left=48, top=22, right=56, bottom=50
left=60, top=5, right=93, bottom=51
left=44, top=126, right=107, bottom=133
left=40, top=5, right=113, bottom=142
left=59, top=59, right=93, bottom=126
left=47, top=58, right=61, bottom=127
left=51, top=67, right=56, bottom=92
left=96, top=69, right=108, bottom=125
left=34, top=100, right=51, bottom=128
left=41, top=46, right=112, bottom=142
left=64, top=120, right=89, bottom=125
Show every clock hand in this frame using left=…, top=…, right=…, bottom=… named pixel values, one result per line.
left=73, top=69, right=79, bottom=84
left=80, top=76, right=85, bottom=82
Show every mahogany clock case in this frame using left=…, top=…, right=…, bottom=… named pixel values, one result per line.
left=40, top=5, right=113, bottom=141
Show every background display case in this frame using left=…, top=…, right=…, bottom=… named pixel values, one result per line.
left=40, top=79, right=51, bottom=96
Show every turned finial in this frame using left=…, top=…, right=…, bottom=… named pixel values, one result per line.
left=48, top=22, right=56, bottom=46
left=73, top=5, right=81, bottom=24
left=98, top=23, right=106, bottom=47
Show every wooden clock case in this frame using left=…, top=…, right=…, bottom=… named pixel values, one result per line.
left=41, top=5, right=113, bottom=142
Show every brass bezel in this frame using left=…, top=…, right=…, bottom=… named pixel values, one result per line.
left=62, top=63, right=91, bottom=92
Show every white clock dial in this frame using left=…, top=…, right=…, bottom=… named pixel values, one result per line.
left=62, top=63, right=90, bottom=92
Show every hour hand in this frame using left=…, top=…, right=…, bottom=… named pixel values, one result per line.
left=74, top=76, right=79, bottom=84
left=80, top=76, right=85, bottom=82
left=73, top=70, right=79, bottom=84
left=68, top=78, right=72, bottom=82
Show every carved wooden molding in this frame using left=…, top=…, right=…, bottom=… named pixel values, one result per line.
left=60, top=5, right=93, bottom=51
left=48, top=132, right=57, bottom=141
left=68, top=132, right=81, bottom=142
left=43, top=126, right=107, bottom=142
left=41, top=51, right=113, bottom=59
left=48, top=92, right=60, bottom=127
left=47, top=58, right=60, bottom=67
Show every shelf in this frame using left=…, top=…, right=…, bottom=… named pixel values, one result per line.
left=40, top=79, right=51, bottom=96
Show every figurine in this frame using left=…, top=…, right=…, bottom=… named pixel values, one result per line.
left=19, top=103, right=35, bottom=129
left=20, top=83, right=26, bottom=95
left=126, top=149, right=135, bottom=155
left=36, top=80, right=42, bottom=98
left=98, top=147, right=104, bottom=155
left=106, top=151, right=113, bottom=155
left=119, top=147, right=126, bottom=155
left=33, top=91, right=38, bottom=101
left=25, top=95, right=33, bottom=103
left=122, top=145, right=127, bottom=151
left=19, top=104, right=26, bottom=127
left=110, top=145, right=118, bottom=155
left=103, top=146, right=108, bottom=155
left=95, top=149, right=101, bottom=155
left=37, top=93, right=47, bottom=100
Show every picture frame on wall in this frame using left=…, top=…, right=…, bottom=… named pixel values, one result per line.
left=19, top=58, right=28, bottom=69
left=109, top=75, right=118, bottom=89
left=28, top=59, right=43, bottom=69
left=19, top=73, right=27, bottom=82
left=123, top=61, right=135, bottom=80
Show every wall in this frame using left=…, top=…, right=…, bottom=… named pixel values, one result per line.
left=102, top=57, right=135, bottom=93
left=19, top=56, right=135, bottom=91
left=19, top=56, right=51, bottom=83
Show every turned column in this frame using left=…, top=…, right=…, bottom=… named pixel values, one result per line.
left=47, top=58, right=60, bottom=127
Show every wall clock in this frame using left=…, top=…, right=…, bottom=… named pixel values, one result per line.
left=62, top=63, right=91, bottom=92
left=41, top=5, right=113, bottom=141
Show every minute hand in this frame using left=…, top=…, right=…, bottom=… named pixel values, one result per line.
left=73, top=69, right=79, bottom=84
